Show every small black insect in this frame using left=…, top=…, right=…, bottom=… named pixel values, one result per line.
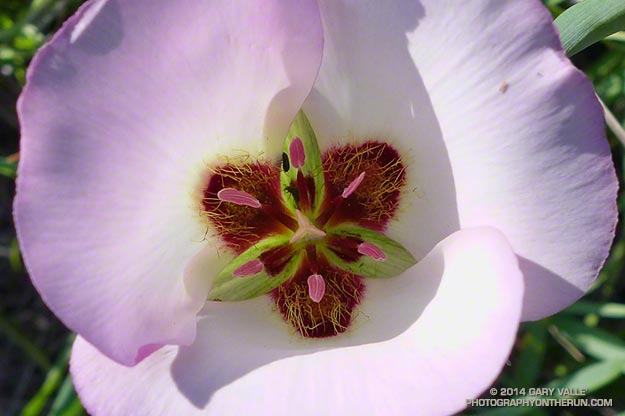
left=284, top=185, right=299, bottom=202
left=282, top=152, right=290, bottom=172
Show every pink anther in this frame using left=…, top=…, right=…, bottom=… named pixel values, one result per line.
left=233, top=259, right=264, bottom=277
left=289, top=137, right=306, bottom=168
left=341, top=172, right=366, bottom=198
left=217, top=188, right=261, bottom=208
left=307, top=273, right=326, bottom=303
left=357, top=241, right=387, bottom=262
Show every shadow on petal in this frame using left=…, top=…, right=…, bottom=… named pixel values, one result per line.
left=29, top=46, right=77, bottom=86
left=170, top=249, right=444, bottom=408
left=28, top=0, right=124, bottom=89
left=70, top=229, right=522, bottom=415
left=264, top=87, right=305, bottom=157
left=71, top=0, right=124, bottom=55
left=518, top=255, right=585, bottom=321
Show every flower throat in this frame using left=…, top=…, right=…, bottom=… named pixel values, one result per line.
left=202, top=112, right=415, bottom=338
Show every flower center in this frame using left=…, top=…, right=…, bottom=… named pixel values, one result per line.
left=202, top=111, right=415, bottom=338
left=290, top=209, right=326, bottom=243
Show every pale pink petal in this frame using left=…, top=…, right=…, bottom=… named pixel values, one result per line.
left=71, top=228, right=523, bottom=415
left=304, top=0, right=616, bottom=319
left=15, top=0, right=323, bottom=365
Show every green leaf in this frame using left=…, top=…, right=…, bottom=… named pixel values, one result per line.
left=548, top=360, right=625, bottom=394
left=49, top=372, right=86, bottom=416
left=280, top=111, right=325, bottom=214
left=207, top=236, right=303, bottom=301
left=320, top=224, right=417, bottom=278
left=605, top=31, right=625, bottom=44
left=552, top=316, right=625, bottom=361
left=563, top=301, right=625, bottom=319
left=555, top=0, right=625, bottom=56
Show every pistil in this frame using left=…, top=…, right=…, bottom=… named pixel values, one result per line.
left=317, top=171, right=366, bottom=227
left=290, top=209, right=326, bottom=243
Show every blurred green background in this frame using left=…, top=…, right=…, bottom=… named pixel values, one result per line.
left=0, top=1, right=623, bottom=415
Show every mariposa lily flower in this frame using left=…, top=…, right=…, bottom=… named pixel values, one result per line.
left=14, top=0, right=617, bottom=415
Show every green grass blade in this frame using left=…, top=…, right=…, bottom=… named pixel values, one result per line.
left=552, top=316, right=625, bottom=361
left=548, top=360, right=625, bottom=393
left=20, top=335, right=74, bottom=416
left=555, top=0, right=625, bottom=56
left=49, top=372, right=85, bottom=416
left=563, top=301, right=625, bottom=319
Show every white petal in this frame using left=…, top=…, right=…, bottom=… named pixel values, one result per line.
left=15, top=0, right=323, bottom=364
left=304, top=0, right=616, bottom=319
left=72, top=228, right=523, bottom=415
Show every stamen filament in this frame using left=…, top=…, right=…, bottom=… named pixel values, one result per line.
left=315, top=196, right=343, bottom=227
left=296, top=170, right=311, bottom=211
left=306, top=245, right=319, bottom=274
left=262, top=204, right=298, bottom=231
left=317, top=172, right=366, bottom=227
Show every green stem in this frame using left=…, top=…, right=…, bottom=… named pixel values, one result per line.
left=599, top=96, right=625, bottom=147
